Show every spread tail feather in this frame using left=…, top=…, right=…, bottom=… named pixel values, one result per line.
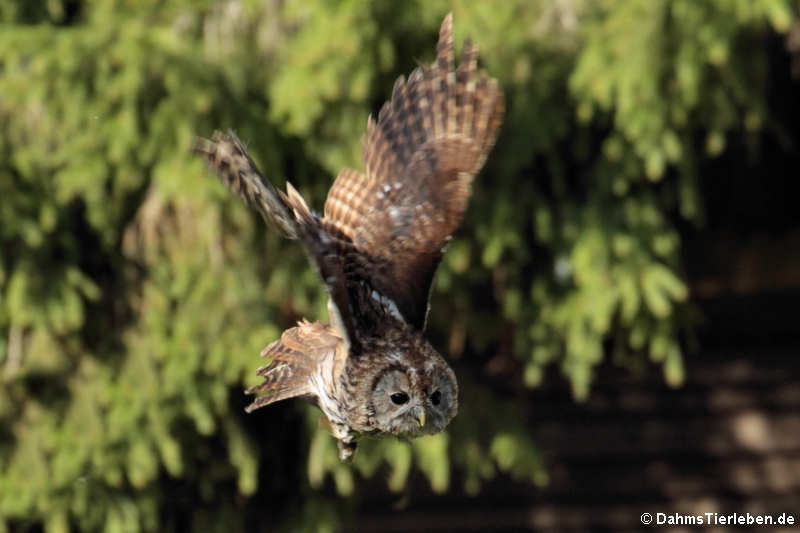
left=243, top=320, right=342, bottom=413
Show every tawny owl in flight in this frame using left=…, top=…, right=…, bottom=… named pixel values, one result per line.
left=195, top=13, right=503, bottom=461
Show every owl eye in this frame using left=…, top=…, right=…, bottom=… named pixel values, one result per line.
left=390, top=392, right=409, bottom=405
left=430, top=390, right=441, bottom=406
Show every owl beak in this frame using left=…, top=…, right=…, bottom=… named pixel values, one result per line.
left=415, top=408, right=426, bottom=428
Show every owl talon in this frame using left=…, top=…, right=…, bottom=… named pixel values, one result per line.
left=338, top=440, right=358, bottom=462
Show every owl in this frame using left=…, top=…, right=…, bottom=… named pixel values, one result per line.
left=194, top=13, right=503, bottom=461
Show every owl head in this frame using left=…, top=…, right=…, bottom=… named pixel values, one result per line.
left=368, top=343, right=458, bottom=438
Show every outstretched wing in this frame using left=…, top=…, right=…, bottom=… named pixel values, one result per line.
left=194, top=132, right=360, bottom=350
left=323, top=13, right=504, bottom=330
left=244, top=320, right=345, bottom=412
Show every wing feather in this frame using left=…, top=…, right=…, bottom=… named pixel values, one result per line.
left=323, top=13, right=504, bottom=329
left=194, top=132, right=361, bottom=350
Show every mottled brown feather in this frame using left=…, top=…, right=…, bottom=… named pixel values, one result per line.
left=323, top=13, right=504, bottom=329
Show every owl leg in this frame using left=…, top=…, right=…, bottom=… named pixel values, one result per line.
left=329, top=421, right=359, bottom=462
left=337, top=439, right=358, bottom=463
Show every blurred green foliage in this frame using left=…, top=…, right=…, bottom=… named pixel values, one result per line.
left=0, top=0, right=793, bottom=531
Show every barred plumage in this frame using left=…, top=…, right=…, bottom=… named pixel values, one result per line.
left=326, top=12, right=503, bottom=328
left=195, top=13, right=502, bottom=461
